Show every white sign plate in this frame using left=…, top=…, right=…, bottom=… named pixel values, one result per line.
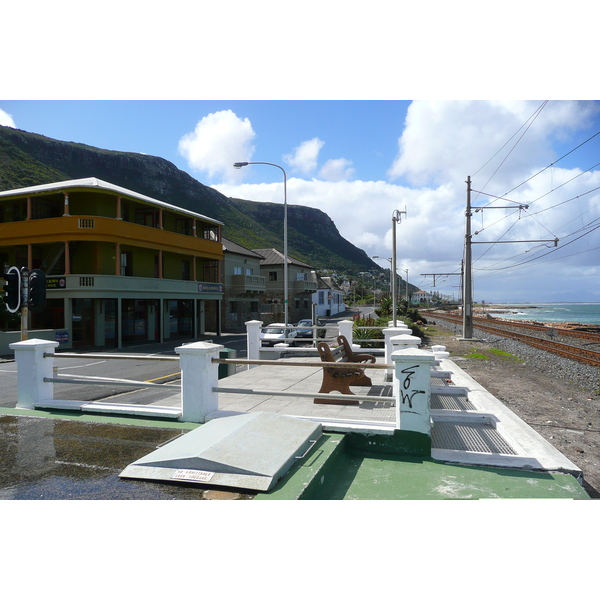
left=171, top=469, right=215, bottom=482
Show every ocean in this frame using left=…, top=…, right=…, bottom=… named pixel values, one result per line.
left=487, top=303, right=600, bottom=326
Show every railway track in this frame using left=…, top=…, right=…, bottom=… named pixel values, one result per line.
left=427, top=312, right=600, bottom=368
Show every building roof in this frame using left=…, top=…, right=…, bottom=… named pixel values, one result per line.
left=0, top=177, right=223, bottom=226
left=252, top=248, right=314, bottom=269
left=222, top=237, right=264, bottom=260
left=318, top=276, right=343, bottom=291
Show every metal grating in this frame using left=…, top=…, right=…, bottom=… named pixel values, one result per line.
left=430, top=392, right=474, bottom=411
left=431, top=421, right=517, bottom=455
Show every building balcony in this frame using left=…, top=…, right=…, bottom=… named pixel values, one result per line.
left=230, top=274, right=266, bottom=295
left=0, top=215, right=223, bottom=259
left=45, top=274, right=224, bottom=300
left=293, top=280, right=317, bottom=293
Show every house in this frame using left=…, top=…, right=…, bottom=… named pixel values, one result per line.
left=412, top=290, right=432, bottom=304
left=221, top=238, right=265, bottom=332
left=252, top=249, right=317, bottom=324
left=313, top=275, right=345, bottom=317
left=0, top=178, right=224, bottom=351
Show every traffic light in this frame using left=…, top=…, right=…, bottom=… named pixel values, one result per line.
left=2, top=266, right=21, bottom=313
left=29, top=269, right=46, bottom=313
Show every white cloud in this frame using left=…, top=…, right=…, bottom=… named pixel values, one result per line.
left=319, top=158, right=355, bottom=181
left=178, top=110, right=255, bottom=183
left=283, top=138, right=324, bottom=174
left=0, top=108, right=16, bottom=128
left=387, top=100, right=598, bottom=189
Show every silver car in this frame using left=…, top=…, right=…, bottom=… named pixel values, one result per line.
left=260, top=323, right=298, bottom=346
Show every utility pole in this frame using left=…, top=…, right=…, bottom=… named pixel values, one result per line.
left=461, top=177, right=558, bottom=341
left=463, top=176, right=473, bottom=339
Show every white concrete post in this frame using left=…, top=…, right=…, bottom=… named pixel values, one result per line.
left=176, top=341, right=224, bottom=423
left=388, top=320, right=411, bottom=332
left=431, top=344, right=450, bottom=360
left=338, top=320, right=354, bottom=345
left=245, top=320, right=263, bottom=367
left=392, top=347, right=436, bottom=433
left=9, top=338, right=60, bottom=409
left=390, top=333, right=422, bottom=353
left=383, top=327, right=411, bottom=381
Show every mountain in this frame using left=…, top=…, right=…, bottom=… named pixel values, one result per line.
left=0, top=125, right=381, bottom=277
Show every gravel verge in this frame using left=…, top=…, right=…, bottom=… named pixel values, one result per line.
left=424, top=319, right=600, bottom=498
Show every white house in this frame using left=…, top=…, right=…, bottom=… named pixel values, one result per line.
left=312, top=275, right=345, bottom=317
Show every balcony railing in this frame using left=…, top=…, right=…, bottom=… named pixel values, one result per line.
left=230, top=274, right=266, bottom=294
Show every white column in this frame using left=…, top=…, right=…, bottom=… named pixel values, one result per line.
left=245, top=320, right=263, bottom=366
left=338, top=320, right=354, bottom=345
left=383, top=327, right=410, bottom=381
left=392, top=347, right=436, bottom=433
left=176, top=341, right=223, bottom=423
left=390, top=332, right=421, bottom=353
left=9, top=338, right=60, bottom=409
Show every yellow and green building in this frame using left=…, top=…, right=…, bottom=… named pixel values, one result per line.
left=0, top=178, right=224, bottom=351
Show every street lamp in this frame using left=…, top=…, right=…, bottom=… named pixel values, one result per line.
left=234, top=161, right=289, bottom=327
left=403, top=268, right=409, bottom=304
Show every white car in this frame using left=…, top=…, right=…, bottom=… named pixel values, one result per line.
left=260, top=323, right=297, bottom=346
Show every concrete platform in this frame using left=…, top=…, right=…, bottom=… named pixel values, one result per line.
left=148, top=354, right=582, bottom=480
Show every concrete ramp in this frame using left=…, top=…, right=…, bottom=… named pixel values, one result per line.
left=119, top=412, right=322, bottom=491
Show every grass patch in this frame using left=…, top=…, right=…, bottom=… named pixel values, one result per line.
left=464, top=352, right=490, bottom=360
left=488, top=348, right=521, bottom=361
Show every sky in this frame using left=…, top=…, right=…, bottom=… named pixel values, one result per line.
left=2, top=4, right=599, bottom=304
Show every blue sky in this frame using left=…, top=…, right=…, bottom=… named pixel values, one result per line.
left=2, top=5, right=599, bottom=304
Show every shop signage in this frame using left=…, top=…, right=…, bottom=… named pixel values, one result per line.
left=198, top=283, right=223, bottom=293
left=46, top=277, right=66, bottom=289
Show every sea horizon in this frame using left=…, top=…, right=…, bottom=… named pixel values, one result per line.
left=481, top=302, right=600, bottom=326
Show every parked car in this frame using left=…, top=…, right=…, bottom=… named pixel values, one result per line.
left=295, top=319, right=326, bottom=339
left=260, top=323, right=298, bottom=346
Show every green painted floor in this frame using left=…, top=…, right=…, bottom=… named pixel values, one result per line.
left=316, top=454, right=589, bottom=500
left=259, top=435, right=590, bottom=500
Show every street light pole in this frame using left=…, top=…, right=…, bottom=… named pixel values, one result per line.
left=391, top=208, right=407, bottom=327
left=234, top=161, right=289, bottom=327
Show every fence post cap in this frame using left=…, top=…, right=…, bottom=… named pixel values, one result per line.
left=175, top=341, right=224, bottom=355
left=9, top=338, right=60, bottom=350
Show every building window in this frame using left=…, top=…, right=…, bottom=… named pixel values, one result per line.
left=121, top=251, right=133, bottom=276
left=135, top=208, right=159, bottom=228
left=251, top=301, right=258, bottom=312
left=229, top=301, right=238, bottom=313
left=245, top=267, right=253, bottom=275
left=269, top=271, right=278, bottom=281
left=318, top=291, right=324, bottom=304
left=182, top=260, right=190, bottom=281
left=203, top=225, right=219, bottom=241
left=203, top=260, right=219, bottom=282
left=233, top=266, right=243, bottom=275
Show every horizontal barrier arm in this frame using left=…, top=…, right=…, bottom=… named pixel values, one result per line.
left=214, top=387, right=393, bottom=403
left=45, top=353, right=179, bottom=361
left=44, top=377, right=180, bottom=389
left=212, top=358, right=392, bottom=369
